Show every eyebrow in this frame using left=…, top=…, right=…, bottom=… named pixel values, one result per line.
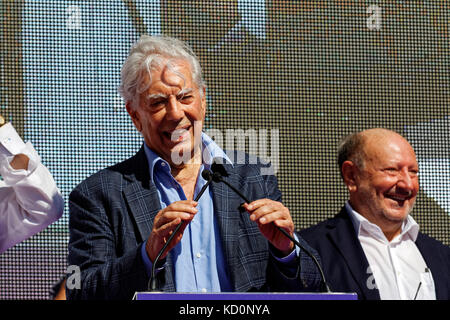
left=145, top=88, right=193, bottom=101
left=146, top=93, right=168, bottom=100
left=177, top=88, right=193, bottom=97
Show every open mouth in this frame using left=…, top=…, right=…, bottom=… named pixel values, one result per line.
left=162, top=125, right=191, bottom=143
left=385, top=194, right=411, bottom=207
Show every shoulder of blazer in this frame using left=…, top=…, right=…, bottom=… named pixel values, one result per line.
left=69, top=145, right=155, bottom=212
left=109, top=145, right=150, bottom=184
left=300, top=207, right=348, bottom=240
left=221, top=150, right=275, bottom=173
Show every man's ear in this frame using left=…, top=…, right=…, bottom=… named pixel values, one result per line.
left=201, top=87, right=207, bottom=118
left=126, top=101, right=142, bottom=132
left=341, top=160, right=358, bottom=193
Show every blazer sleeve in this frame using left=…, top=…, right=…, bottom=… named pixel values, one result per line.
left=261, top=166, right=323, bottom=292
left=67, top=183, right=148, bottom=300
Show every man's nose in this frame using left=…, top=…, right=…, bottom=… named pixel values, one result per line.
left=396, top=168, right=417, bottom=195
left=165, top=96, right=184, bottom=120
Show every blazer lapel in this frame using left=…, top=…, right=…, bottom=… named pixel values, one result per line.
left=122, top=146, right=161, bottom=242
left=123, top=181, right=161, bottom=243
left=415, top=233, right=448, bottom=300
left=326, top=208, right=381, bottom=299
left=121, top=146, right=177, bottom=291
left=209, top=163, right=258, bottom=291
left=209, top=175, right=240, bottom=287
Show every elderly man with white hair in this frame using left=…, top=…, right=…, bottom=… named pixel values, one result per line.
left=67, top=35, right=323, bottom=300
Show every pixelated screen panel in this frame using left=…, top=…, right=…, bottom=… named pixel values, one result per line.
left=0, top=1, right=448, bottom=299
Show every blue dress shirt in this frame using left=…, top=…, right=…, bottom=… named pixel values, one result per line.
left=141, top=133, right=297, bottom=292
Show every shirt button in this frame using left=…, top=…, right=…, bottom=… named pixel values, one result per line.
left=201, top=288, right=207, bottom=293
left=196, top=252, right=202, bottom=258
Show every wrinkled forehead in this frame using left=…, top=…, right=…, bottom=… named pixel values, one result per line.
left=137, top=56, right=194, bottom=93
left=135, top=58, right=191, bottom=98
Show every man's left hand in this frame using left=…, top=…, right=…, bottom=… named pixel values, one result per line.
left=243, top=199, right=295, bottom=256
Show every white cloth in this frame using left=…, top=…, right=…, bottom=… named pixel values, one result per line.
left=0, top=123, right=63, bottom=253
left=346, top=202, right=436, bottom=300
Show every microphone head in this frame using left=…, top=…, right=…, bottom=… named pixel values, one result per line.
left=212, top=172, right=222, bottom=182
left=201, top=169, right=213, bottom=181
left=211, top=160, right=229, bottom=177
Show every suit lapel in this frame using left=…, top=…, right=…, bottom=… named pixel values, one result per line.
left=121, top=146, right=177, bottom=291
left=123, top=181, right=161, bottom=242
left=209, top=174, right=240, bottom=288
left=122, top=146, right=161, bottom=242
left=415, top=233, right=447, bottom=300
left=209, top=163, right=260, bottom=291
left=326, top=208, right=381, bottom=299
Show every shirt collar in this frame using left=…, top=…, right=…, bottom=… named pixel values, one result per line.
left=345, top=201, right=420, bottom=243
left=143, top=132, right=232, bottom=184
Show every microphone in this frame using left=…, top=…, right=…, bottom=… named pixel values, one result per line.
left=210, top=161, right=250, bottom=202
left=211, top=162, right=332, bottom=292
left=148, top=169, right=214, bottom=291
left=201, top=169, right=214, bottom=182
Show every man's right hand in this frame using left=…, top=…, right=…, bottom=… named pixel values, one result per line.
left=145, top=200, right=198, bottom=262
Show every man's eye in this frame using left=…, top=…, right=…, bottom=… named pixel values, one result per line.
left=179, top=95, right=193, bottom=102
left=149, top=100, right=164, bottom=107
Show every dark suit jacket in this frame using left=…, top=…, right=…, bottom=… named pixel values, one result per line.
left=67, top=146, right=322, bottom=299
left=299, top=207, right=450, bottom=300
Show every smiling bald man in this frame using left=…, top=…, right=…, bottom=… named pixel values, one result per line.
left=299, top=128, right=450, bottom=300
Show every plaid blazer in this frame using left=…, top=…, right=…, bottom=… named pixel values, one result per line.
left=67, top=146, right=322, bottom=299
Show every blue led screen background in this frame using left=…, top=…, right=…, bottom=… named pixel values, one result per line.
left=0, top=1, right=448, bottom=299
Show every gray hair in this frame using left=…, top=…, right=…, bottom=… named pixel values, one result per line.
left=338, top=128, right=409, bottom=179
left=337, top=132, right=366, bottom=178
left=119, top=35, right=206, bottom=107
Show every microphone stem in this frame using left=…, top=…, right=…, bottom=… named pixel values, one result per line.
left=217, top=176, right=331, bottom=292
left=276, top=226, right=331, bottom=292
left=148, top=176, right=213, bottom=291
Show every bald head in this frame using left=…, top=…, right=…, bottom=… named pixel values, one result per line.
left=338, top=128, right=416, bottom=175
left=361, top=128, right=408, bottom=147
left=339, top=128, right=420, bottom=240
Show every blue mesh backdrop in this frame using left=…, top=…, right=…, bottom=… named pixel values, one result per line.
left=0, top=0, right=448, bottom=299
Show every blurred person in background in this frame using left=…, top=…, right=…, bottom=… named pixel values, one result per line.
left=0, top=114, right=63, bottom=253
